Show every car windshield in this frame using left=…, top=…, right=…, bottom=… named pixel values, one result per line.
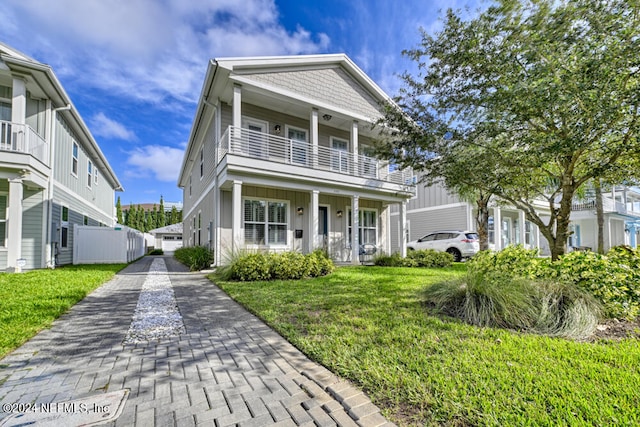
left=465, top=233, right=479, bottom=240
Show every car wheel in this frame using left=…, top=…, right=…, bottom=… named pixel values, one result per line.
left=446, top=248, right=462, bottom=262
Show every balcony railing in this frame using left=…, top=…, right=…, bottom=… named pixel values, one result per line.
left=218, top=126, right=414, bottom=187
left=0, top=120, right=49, bottom=166
left=571, top=198, right=627, bottom=215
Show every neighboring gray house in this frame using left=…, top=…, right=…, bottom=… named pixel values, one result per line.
left=178, top=54, right=415, bottom=265
left=390, top=180, right=640, bottom=255
left=0, top=42, right=122, bottom=271
left=149, top=223, right=183, bottom=252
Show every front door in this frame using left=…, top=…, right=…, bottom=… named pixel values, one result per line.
left=319, top=206, right=328, bottom=250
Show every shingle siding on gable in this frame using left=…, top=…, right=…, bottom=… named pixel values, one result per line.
left=244, top=67, right=382, bottom=119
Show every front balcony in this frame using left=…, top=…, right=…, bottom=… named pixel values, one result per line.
left=218, top=126, right=415, bottom=191
left=0, top=120, right=49, bottom=167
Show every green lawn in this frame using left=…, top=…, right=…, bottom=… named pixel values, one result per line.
left=0, top=264, right=126, bottom=358
left=214, top=265, right=640, bottom=426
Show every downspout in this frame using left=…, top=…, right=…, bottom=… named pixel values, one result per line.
left=45, top=103, right=71, bottom=268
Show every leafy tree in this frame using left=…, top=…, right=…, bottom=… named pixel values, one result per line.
left=116, top=196, right=123, bottom=224
left=150, top=204, right=158, bottom=230
left=170, top=205, right=179, bottom=225
left=381, top=0, right=640, bottom=260
left=158, top=196, right=166, bottom=228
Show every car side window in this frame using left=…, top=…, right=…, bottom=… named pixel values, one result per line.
left=423, top=234, right=437, bottom=241
left=436, top=233, right=451, bottom=240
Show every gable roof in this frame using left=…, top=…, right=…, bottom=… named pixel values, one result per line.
left=149, top=223, right=183, bottom=235
left=0, top=42, right=123, bottom=191
left=179, top=54, right=392, bottom=186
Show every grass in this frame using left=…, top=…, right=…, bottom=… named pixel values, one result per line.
left=213, top=265, right=640, bottom=426
left=0, top=264, right=126, bottom=358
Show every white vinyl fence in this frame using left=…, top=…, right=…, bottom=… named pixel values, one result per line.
left=73, top=225, right=145, bottom=264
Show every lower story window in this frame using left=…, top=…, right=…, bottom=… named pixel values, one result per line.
left=61, top=206, right=69, bottom=248
left=348, top=208, right=378, bottom=246
left=244, top=199, right=288, bottom=245
left=0, top=194, right=6, bottom=247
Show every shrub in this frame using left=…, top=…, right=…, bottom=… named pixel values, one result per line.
left=406, top=249, right=454, bottom=268
left=270, top=251, right=310, bottom=280
left=468, top=245, right=550, bottom=279
left=231, top=253, right=271, bottom=281
left=373, top=252, right=404, bottom=267
left=553, top=248, right=640, bottom=320
left=373, top=250, right=453, bottom=268
left=174, top=246, right=214, bottom=271
left=308, top=249, right=335, bottom=277
left=148, top=248, right=164, bottom=255
left=217, top=249, right=335, bottom=281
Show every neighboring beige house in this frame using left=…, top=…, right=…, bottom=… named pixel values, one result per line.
left=0, top=42, right=122, bottom=271
left=149, top=223, right=183, bottom=252
left=178, top=54, right=415, bottom=265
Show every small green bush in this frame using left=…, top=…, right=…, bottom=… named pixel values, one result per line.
left=374, top=250, right=453, bottom=268
left=270, top=251, right=310, bottom=280
left=231, top=253, right=271, bottom=281
left=468, top=245, right=551, bottom=279
left=148, top=248, right=164, bottom=255
left=308, top=249, right=335, bottom=277
left=174, top=246, right=214, bottom=271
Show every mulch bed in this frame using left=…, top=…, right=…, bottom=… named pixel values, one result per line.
left=591, top=318, right=640, bottom=341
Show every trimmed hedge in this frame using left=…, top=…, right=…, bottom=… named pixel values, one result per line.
left=374, top=249, right=454, bottom=268
left=174, top=246, right=214, bottom=271
left=220, top=249, right=335, bottom=282
left=148, top=248, right=164, bottom=255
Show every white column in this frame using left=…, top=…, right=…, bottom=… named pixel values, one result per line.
left=519, top=210, right=526, bottom=246
left=351, top=121, right=359, bottom=175
left=232, top=180, right=242, bottom=252
left=351, top=195, right=359, bottom=265
left=12, top=77, right=26, bottom=125
left=493, top=207, right=502, bottom=250
left=400, top=201, right=407, bottom=257
left=310, top=109, right=318, bottom=168
left=232, top=85, right=242, bottom=142
left=309, top=190, right=319, bottom=253
left=7, top=178, right=24, bottom=272
left=383, top=203, right=391, bottom=255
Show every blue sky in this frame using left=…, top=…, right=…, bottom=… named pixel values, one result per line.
left=0, top=0, right=473, bottom=206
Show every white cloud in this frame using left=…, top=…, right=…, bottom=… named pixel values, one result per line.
left=126, top=145, right=185, bottom=182
left=90, top=112, right=136, bottom=141
left=0, top=0, right=329, bottom=107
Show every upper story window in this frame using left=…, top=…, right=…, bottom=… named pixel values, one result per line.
left=200, top=146, right=204, bottom=178
left=87, top=160, right=93, bottom=188
left=72, top=142, right=79, bottom=176
left=0, top=101, right=11, bottom=121
left=94, top=168, right=99, bottom=185
left=189, top=176, right=192, bottom=197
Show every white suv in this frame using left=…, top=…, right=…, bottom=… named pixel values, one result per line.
left=407, top=230, right=480, bottom=262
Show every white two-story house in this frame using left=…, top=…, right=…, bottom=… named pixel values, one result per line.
left=178, top=54, right=415, bottom=265
left=0, top=42, right=122, bottom=271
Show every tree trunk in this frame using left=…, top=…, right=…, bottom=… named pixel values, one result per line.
left=475, top=196, right=491, bottom=251
left=595, top=180, right=605, bottom=254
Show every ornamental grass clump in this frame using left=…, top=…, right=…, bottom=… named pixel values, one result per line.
left=424, top=249, right=603, bottom=340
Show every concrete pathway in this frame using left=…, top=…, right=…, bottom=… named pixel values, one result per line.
left=0, top=256, right=393, bottom=427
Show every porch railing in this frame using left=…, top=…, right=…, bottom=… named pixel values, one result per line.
left=0, top=120, right=49, bottom=166
left=218, top=126, right=414, bottom=187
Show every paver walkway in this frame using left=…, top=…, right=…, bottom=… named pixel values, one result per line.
left=0, top=256, right=393, bottom=427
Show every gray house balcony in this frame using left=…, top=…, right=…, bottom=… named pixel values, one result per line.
left=0, top=120, right=49, bottom=164
left=217, top=125, right=415, bottom=196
